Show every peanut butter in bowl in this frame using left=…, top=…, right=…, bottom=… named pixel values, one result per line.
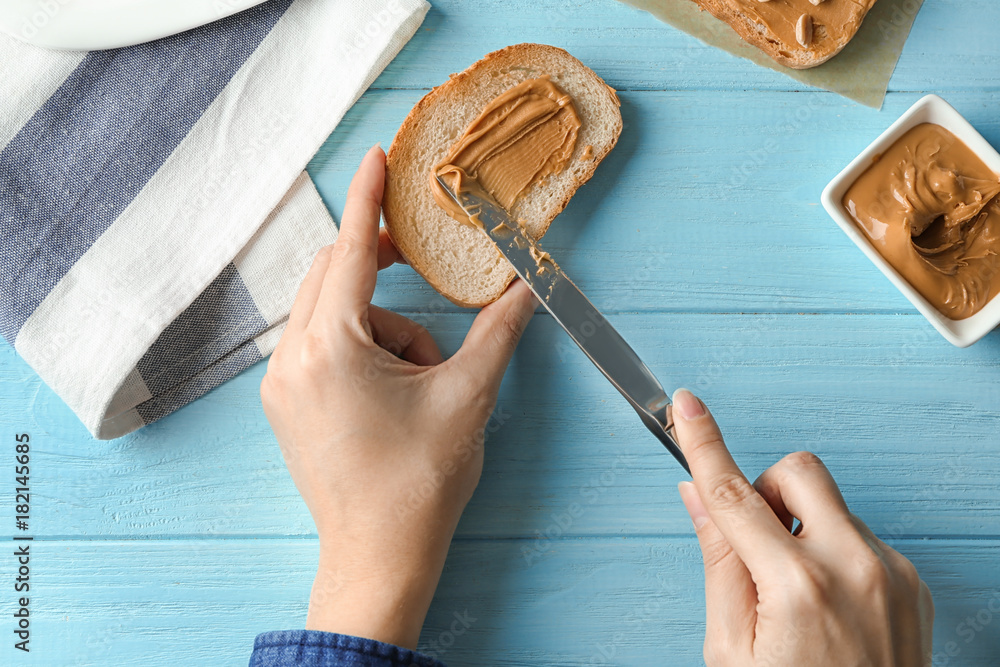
left=842, top=123, right=1000, bottom=321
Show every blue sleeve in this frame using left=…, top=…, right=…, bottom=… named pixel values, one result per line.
left=249, top=630, right=447, bottom=667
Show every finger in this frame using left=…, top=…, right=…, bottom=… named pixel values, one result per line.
left=850, top=514, right=934, bottom=666
left=671, top=388, right=795, bottom=572
left=286, top=245, right=335, bottom=333
left=848, top=513, right=892, bottom=559
left=847, top=512, right=924, bottom=593
left=754, top=475, right=795, bottom=534
left=378, top=227, right=404, bottom=270
left=752, top=451, right=853, bottom=536
left=919, top=579, right=935, bottom=666
left=445, top=279, right=536, bottom=397
left=368, top=306, right=444, bottom=366
left=314, top=144, right=385, bottom=324
left=678, top=482, right=756, bottom=658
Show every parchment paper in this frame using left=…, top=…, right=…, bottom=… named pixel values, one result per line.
left=617, top=0, right=924, bottom=108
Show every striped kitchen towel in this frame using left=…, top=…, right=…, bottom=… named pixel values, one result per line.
left=0, top=0, right=429, bottom=439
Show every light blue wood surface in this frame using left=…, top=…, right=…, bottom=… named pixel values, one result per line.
left=3, top=0, right=1000, bottom=664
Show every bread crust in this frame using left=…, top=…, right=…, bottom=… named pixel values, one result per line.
left=383, top=43, right=622, bottom=307
left=689, top=0, right=878, bottom=70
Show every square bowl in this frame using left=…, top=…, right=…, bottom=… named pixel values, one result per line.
left=821, top=94, right=1000, bottom=348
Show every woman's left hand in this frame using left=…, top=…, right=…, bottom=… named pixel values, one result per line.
left=260, top=145, right=537, bottom=649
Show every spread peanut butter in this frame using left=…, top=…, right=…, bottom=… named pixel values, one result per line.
left=431, top=76, right=581, bottom=227
left=733, top=0, right=870, bottom=58
left=843, top=123, right=1000, bottom=320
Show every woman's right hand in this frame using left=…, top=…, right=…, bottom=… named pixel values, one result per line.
left=671, top=389, right=934, bottom=667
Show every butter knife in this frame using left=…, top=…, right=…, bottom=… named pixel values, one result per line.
left=434, top=175, right=690, bottom=474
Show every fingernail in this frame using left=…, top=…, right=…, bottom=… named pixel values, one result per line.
left=678, top=481, right=709, bottom=530
left=371, top=141, right=383, bottom=152
left=672, top=388, right=705, bottom=420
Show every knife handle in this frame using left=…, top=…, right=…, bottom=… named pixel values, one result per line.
left=643, top=405, right=691, bottom=476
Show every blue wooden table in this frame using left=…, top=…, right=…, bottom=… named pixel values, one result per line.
left=3, top=1, right=1000, bottom=664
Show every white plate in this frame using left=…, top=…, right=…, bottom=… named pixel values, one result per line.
left=821, top=94, right=1000, bottom=348
left=0, top=0, right=268, bottom=51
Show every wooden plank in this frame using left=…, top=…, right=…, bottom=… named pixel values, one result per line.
left=0, top=538, right=996, bottom=666
left=370, top=0, right=999, bottom=95
left=309, top=89, right=1000, bottom=315
left=1, top=3, right=999, bottom=665
left=6, top=313, right=998, bottom=539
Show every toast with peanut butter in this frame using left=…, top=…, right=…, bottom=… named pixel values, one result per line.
left=690, top=0, right=879, bottom=69
left=383, top=43, right=622, bottom=307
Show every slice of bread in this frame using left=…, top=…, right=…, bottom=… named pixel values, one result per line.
left=690, top=0, right=879, bottom=70
left=383, top=43, right=622, bottom=307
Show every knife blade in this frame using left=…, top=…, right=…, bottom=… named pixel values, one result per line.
left=434, top=174, right=689, bottom=474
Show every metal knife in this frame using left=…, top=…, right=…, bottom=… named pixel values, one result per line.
left=435, top=175, right=690, bottom=474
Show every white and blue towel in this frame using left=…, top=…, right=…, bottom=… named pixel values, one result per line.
left=0, top=0, right=429, bottom=438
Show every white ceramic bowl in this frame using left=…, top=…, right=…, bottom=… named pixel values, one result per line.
left=821, top=94, right=1000, bottom=348
left=0, top=0, right=268, bottom=51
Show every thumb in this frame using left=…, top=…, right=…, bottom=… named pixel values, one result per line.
left=447, top=279, right=536, bottom=396
left=678, top=481, right=757, bottom=659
